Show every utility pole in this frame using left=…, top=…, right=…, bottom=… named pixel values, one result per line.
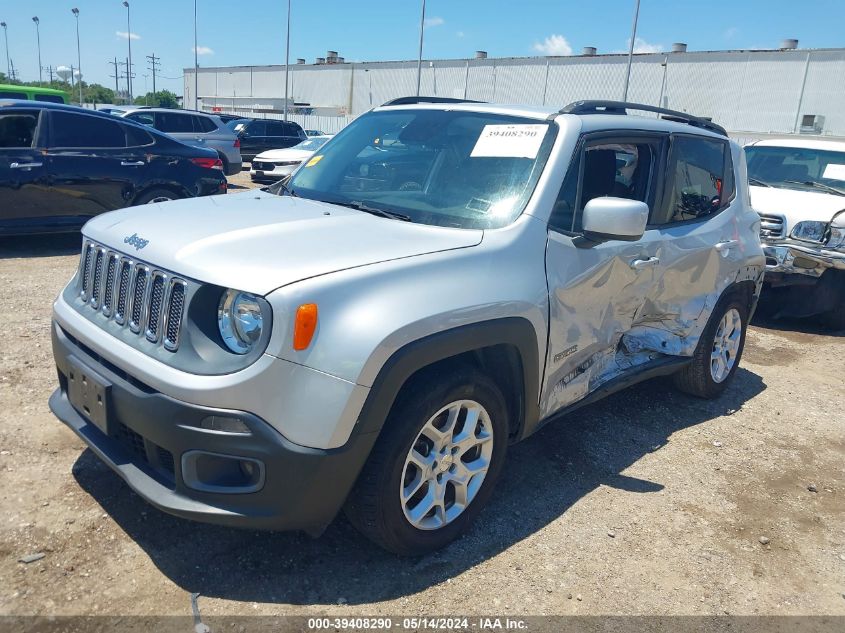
left=283, top=0, right=290, bottom=121
left=122, top=2, right=133, bottom=100
left=44, top=64, right=54, bottom=83
left=109, top=57, right=120, bottom=100
left=119, top=58, right=135, bottom=103
left=1, top=22, right=10, bottom=81
left=32, top=16, right=42, bottom=85
left=193, top=0, right=199, bottom=109
left=416, top=0, right=426, bottom=96
left=622, top=0, right=641, bottom=101
left=146, top=53, right=160, bottom=95
left=72, top=8, right=83, bottom=105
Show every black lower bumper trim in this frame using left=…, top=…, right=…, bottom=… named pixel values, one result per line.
left=50, top=322, right=377, bottom=531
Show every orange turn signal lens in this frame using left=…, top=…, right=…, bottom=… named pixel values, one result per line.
left=293, top=303, right=318, bottom=351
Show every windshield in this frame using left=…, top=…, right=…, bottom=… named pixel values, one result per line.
left=293, top=137, right=330, bottom=151
left=746, top=145, right=845, bottom=195
left=283, top=109, right=556, bottom=229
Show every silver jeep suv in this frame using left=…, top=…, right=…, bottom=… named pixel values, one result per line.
left=49, top=99, right=764, bottom=555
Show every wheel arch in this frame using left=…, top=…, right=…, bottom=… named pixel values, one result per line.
left=130, top=182, right=190, bottom=205
left=356, top=317, right=541, bottom=444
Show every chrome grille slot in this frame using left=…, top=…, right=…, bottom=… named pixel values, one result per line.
left=145, top=273, right=167, bottom=342
left=114, top=258, right=133, bottom=325
left=101, top=254, right=119, bottom=316
left=74, top=241, right=190, bottom=353
left=90, top=248, right=106, bottom=308
left=163, top=280, right=186, bottom=351
left=758, top=213, right=785, bottom=239
left=80, top=242, right=94, bottom=299
left=129, top=265, right=150, bottom=333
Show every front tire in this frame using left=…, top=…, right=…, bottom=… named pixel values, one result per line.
left=674, top=292, right=749, bottom=399
left=345, top=367, right=509, bottom=555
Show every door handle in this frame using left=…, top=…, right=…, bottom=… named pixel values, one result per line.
left=630, top=257, right=660, bottom=270
left=120, top=160, right=145, bottom=166
left=715, top=239, right=738, bottom=252
left=10, top=162, right=43, bottom=169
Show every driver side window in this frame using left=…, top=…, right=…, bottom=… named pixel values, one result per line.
left=549, top=136, right=660, bottom=235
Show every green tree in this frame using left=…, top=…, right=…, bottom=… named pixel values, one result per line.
left=84, top=83, right=116, bottom=105
left=133, top=89, right=179, bottom=108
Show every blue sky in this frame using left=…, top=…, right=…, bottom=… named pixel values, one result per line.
left=1, top=0, right=844, bottom=94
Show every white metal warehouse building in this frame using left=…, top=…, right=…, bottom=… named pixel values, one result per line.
left=184, top=46, right=845, bottom=138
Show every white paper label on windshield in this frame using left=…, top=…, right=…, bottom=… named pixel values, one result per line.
left=822, top=164, right=845, bottom=181
left=470, top=124, right=547, bottom=158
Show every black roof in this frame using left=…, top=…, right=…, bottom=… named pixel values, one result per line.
left=0, top=99, right=126, bottom=121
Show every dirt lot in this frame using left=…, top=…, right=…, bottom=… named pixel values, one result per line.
left=0, top=177, right=843, bottom=620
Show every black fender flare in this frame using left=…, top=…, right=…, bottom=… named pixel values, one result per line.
left=356, top=317, right=542, bottom=442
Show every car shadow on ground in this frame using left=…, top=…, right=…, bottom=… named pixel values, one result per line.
left=72, top=368, right=765, bottom=606
left=0, top=233, right=82, bottom=260
left=751, top=310, right=843, bottom=337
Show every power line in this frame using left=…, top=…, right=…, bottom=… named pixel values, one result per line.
left=108, top=57, right=121, bottom=102
left=146, top=53, right=160, bottom=94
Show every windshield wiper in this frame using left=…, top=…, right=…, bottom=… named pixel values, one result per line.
left=330, top=200, right=412, bottom=222
left=782, top=179, right=845, bottom=197
left=748, top=177, right=771, bottom=188
left=264, top=179, right=297, bottom=197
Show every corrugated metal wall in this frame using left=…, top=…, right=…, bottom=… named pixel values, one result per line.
left=185, top=49, right=845, bottom=136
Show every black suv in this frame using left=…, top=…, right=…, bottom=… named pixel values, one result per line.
left=0, top=100, right=227, bottom=235
left=229, top=118, right=306, bottom=161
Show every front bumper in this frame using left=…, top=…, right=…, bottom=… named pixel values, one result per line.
left=763, top=242, right=845, bottom=278
left=50, top=323, right=378, bottom=532
left=250, top=163, right=298, bottom=181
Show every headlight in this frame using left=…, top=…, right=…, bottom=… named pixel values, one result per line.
left=790, top=220, right=827, bottom=243
left=827, top=226, right=845, bottom=249
left=218, top=289, right=264, bottom=354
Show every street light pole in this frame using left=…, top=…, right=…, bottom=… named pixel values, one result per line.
left=122, top=2, right=132, bottom=101
left=32, top=16, right=42, bottom=85
left=1, top=23, right=10, bottom=81
left=621, top=0, right=641, bottom=101
left=415, top=0, right=426, bottom=96
left=283, top=0, right=290, bottom=121
left=193, top=0, right=199, bottom=109
left=72, top=8, right=83, bottom=104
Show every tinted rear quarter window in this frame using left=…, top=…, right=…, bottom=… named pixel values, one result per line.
left=50, top=111, right=126, bottom=148
left=127, top=112, right=155, bottom=127
left=0, top=111, right=40, bottom=148
left=34, top=94, right=65, bottom=104
left=195, top=116, right=217, bottom=133
left=0, top=91, right=28, bottom=100
left=245, top=120, right=266, bottom=135
left=125, top=124, right=155, bottom=147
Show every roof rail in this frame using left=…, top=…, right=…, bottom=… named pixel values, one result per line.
left=381, top=96, right=485, bottom=106
left=559, top=100, right=727, bottom=137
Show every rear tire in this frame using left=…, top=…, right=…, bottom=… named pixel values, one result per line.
left=217, top=152, right=231, bottom=176
left=132, top=188, right=182, bottom=205
left=344, top=367, right=509, bottom=555
left=674, top=292, right=749, bottom=399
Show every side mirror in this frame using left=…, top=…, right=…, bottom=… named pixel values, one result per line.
left=582, top=197, right=649, bottom=243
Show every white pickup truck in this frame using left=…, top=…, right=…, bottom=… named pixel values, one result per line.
left=746, top=139, right=845, bottom=329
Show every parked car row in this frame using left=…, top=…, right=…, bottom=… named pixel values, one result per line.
left=0, top=100, right=227, bottom=235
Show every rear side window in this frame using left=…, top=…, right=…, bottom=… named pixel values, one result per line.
left=127, top=111, right=155, bottom=127
left=0, top=111, right=40, bottom=148
left=550, top=138, right=658, bottom=234
left=34, top=94, right=65, bottom=104
left=0, top=91, right=28, bottom=100
left=265, top=121, right=292, bottom=136
left=156, top=112, right=194, bottom=134
left=654, top=136, right=730, bottom=224
left=50, top=111, right=126, bottom=148
left=245, top=120, right=266, bottom=135
left=125, top=124, right=155, bottom=147
left=194, top=116, right=217, bottom=133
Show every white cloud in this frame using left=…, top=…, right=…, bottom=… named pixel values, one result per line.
left=116, top=31, right=140, bottom=41
left=193, top=46, right=214, bottom=56
left=629, top=37, right=663, bottom=53
left=532, top=34, right=573, bottom=56
left=724, top=26, right=739, bottom=40
left=456, top=31, right=465, bottom=38
left=424, top=16, right=444, bottom=28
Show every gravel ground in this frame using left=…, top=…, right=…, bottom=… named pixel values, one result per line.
left=0, top=175, right=844, bottom=619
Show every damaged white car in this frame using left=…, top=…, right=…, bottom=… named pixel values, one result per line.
left=746, top=139, right=845, bottom=328
left=49, top=99, right=764, bottom=554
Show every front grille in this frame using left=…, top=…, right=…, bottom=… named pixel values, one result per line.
left=76, top=240, right=189, bottom=352
left=253, top=161, right=272, bottom=170
left=758, top=213, right=785, bottom=239
left=115, top=422, right=176, bottom=486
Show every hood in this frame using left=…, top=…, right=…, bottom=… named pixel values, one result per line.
left=254, top=148, right=315, bottom=162
left=82, top=190, right=483, bottom=295
left=749, top=185, right=845, bottom=227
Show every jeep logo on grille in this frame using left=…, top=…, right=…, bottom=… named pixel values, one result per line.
left=124, top=233, right=149, bottom=250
